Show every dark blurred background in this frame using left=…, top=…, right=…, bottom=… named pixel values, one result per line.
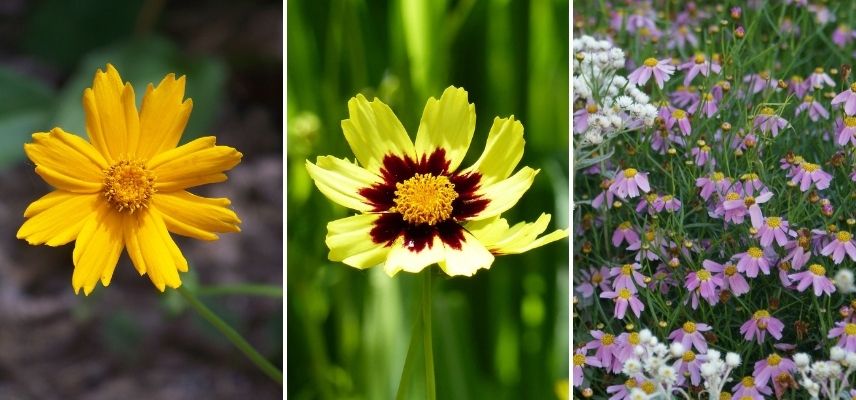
left=0, top=0, right=282, bottom=399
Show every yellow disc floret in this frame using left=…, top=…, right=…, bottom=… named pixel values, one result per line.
left=696, top=270, right=712, bottom=281
left=683, top=351, right=696, bottom=362
left=573, top=353, right=586, bottom=366
left=724, top=264, right=737, bottom=276
left=601, top=333, right=615, bottom=345
left=754, top=309, right=770, bottom=320
left=644, top=57, right=659, bottom=67
left=618, top=288, right=633, bottom=300
left=767, top=353, right=782, bottom=366
left=622, top=264, right=633, bottom=276
left=392, top=173, right=458, bottom=225
left=838, top=231, right=853, bottom=242
left=747, top=247, right=763, bottom=258
left=809, top=264, right=826, bottom=276
left=766, top=217, right=782, bottom=228
left=102, top=160, right=156, bottom=213
left=802, top=162, right=820, bottom=173
left=624, top=168, right=638, bottom=178
left=672, top=109, right=687, bottom=119
left=742, top=376, right=755, bottom=388
left=683, top=321, right=696, bottom=333
left=846, top=323, right=856, bottom=336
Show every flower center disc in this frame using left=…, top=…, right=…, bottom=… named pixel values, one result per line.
left=103, top=160, right=155, bottom=213
left=392, top=173, right=458, bottom=226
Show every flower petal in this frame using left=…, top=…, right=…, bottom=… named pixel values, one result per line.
left=83, top=64, right=139, bottom=161
left=24, top=128, right=108, bottom=193
left=17, top=191, right=100, bottom=246
left=461, top=116, right=524, bottom=185
left=152, top=191, right=241, bottom=240
left=384, top=236, right=446, bottom=276
left=437, top=231, right=494, bottom=276
left=148, top=137, right=242, bottom=191
left=71, top=204, right=124, bottom=295
left=415, top=86, right=475, bottom=171
left=326, top=214, right=390, bottom=269
left=305, top=156, right=382, bottom=211
left=124, top=209, right=188, bottom=292
left=465, top=213, right=568, bottom=255
left=137, top=74, right=193, bottom=159
left=470, top=167, right=539, bottom=220
left=341, top=94, right=416, bottom=173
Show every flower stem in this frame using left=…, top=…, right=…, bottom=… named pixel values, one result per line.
left=422, top=272, right=436, bottom=400
left=177, top=286, right=283, bottom=385
left=197, top=283, right=283, bottom=298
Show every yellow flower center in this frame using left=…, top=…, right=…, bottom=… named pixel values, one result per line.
left=748, top=247, right=763, bottom=258
left=850, top=82, right=856, bottom=92
left=697, top=270, right=712, bottom=281
left=592, top=272, right=604, bottom=284
left=838, top=231, right=853, bottom=242
left=618, top=288, right=632, bottom=300
left=754, top=309, right=770, bottom=320
left=644, top=57, right=659, bottom=67
left=802, top=162, right=820, bottom=172
left=392, top=173, right=458, bottom=226
left=694, top=54, right=706, bottom=64
left=628, top=332, right=640, bottom=345
left=767, top=353, right=782, bottom=366
left=766, top=217, right=781, bottom=228
left=102, top=160, right=156, bottom=213
left=701, top=145, right=711, bottom=152
left=720, top=394, right=732, bottom=400
left=625, top=378, right=638, bottom=389
left=621, top=264, right=633, bottom=276
left=641, top=381, right=656, bottom=394
left=760, top=71, right=770, bottom=80
left=846, top=116, right=856, bottom=128
left=712, top=172, right=725, bottom=181
left=742, top=376, right=755, bottom=387
left=586, top=104, right=598, bottom=113
left=815, top=67, right=825, bottom=74
left=703, top=93, right=714, bottom=101
left=760, top=107, right=775, bottom=116
left=661, top=195, right=673, bottom=202
left=804, top=95, right=815, bottom=103
left=809, top=264, right=826, bottom=276
left=724, top=264, right=737, bottom=276
left=683, top=351, right=696, bottom=362
left=646, top=193, right=658, bottom=203
left=744, top=196, right=755, bottom=206
left=601, top=334, right=615, bottom=345
left=725, top=192, right=740, bottom=201
left=573, top=353, right=585, bottom=366
left=683, top=321, right=696, bottom=333
left=619, top=221, right=632, bottom=230
left=846, top=323, right=856, bottom=336
left=624, top=168, right=638, bottom=178
left=672, top=109, right=687, bottom=119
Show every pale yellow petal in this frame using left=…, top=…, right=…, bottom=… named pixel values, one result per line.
left=341, top=94, right=415, bottom=173
left=471, top=167, right=539, bottom=220
left=148, top=137, right=242, bottom=191
left=414, top=86, right=475, bottom=171
left=153, top=191, right=241, bottom=240
left=71, top=204, right=124, bottom=295
left=125, top=209, right=188, bottom=292
left=462, top=116, right=524, bottom=185
left=137, top=74, right=192, bottom=159
left=305, top=156, right=381, bottom=212
left=437, top=231, right=494, bottom=276
left=24, top=128, right=108, bottom=193
left=83, top=64, right=138, bottom=160
left=384, top=236, right=445, bottom=276
left=466, top=213, right=568, bottom=255
left=326, top=214, right=389, bottom=269
left=17, top=191, right=100, bottom=246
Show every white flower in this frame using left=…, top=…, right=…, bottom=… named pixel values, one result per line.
left=612, top=75, right=628, bottom=87
left=794, top=353, right=810, bottom=368
left=725, top=352, right=741, bottom=367
left=639, top=329, right=653, bottom=343
left=834, top=269, right=855, bottom=293
left=670, top=342, right=685, bottom=357
left=830, top=346, right=845, bottom=361
left=845, top=352, right=856, bottom=367
left=623, top=358, right=643, bottom=375
left=699, top=363, right=717, bottom=377
left=707, top=349, right=721, bottom=360
left=628, top=388, right=649, bottom=400
left=616, top=95, right=634, bottom=109
left=658, top=365, right=677, bottom=383
left=583, top=130, right=604, bottom=145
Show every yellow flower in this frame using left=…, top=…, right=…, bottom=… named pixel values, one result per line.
left=305, top=86, right=567, bottom=276
left=17, top=65, right=242, bottom=295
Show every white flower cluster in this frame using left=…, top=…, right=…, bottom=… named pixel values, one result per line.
left=573, top=35, right=658, bottom=147
left=697, top=349, right=741, bottom=399
left=793, top=347, right=856, bottom=399
left=834, top=269, right=856, bottom=294
left=619, top=329, right=690, bottom=400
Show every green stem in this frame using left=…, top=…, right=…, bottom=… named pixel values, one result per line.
left=423, top=272, right=436, bottom=400
left=197, top=284, right=283, bottom=298
left=177, top=286, right=283, bottom=385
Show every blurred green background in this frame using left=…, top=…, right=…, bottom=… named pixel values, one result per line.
left=0, top=1, right=282, bottom=398
left=287, top=0, right=569, bottom=399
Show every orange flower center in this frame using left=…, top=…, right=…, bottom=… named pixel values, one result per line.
left=628, top=332, right=640, bottom=345
left=759, top=107, right=775, bottom=116
left=712, top=172, right=725, bottom=181
left=619, top=221, right=632, bottom=230
left=392, top=173, right=458, bottom=225
left=102, top=160, right=156, bottom=213
left=804, top=95, right=815, bottom=103
left=744, top=196, right=756, bottom=206
left=846, top=116, right=856, bottom=128
left=621, top=264, right=633, bottom=276
left=641, top=381, right=656, bottom=394
left=592, top=272, right=604, bottom=284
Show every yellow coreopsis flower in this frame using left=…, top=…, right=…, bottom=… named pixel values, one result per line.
left=306, top=86, right=568, bottom=276
left=17, top=64, right=242, bottom=295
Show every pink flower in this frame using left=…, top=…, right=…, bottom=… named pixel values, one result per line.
left=833, top=24, right=854, bottom=47
left=671, top=85, right=699, bottom=108
left=789, top=75, right=810, bottom=98
left=572, top=348, right=601, bottom=387
left=790, top=161, right=832, bottom=191
left=661, top=195, right=681, bottom=212
left=754, top=216, right=793, bottom=247
left=592, top=179, right=617, bottom=209
left=753, top=353, right=796, bottom=387
left=586, top=330, right=621, bottom=373
left=754, top=107, right=789, bottom=137
left=721, top=190, right=773, bottom=226
left=573, top=103, right=599, bottom=134
left=576, top=266, right=611, bottom=298
left=667, top=24, right=698, bottom=50
left=808, top=67, right=836, bottom=90
left=740, top=173, right=768, bottom=195
left=606, top=378, right=644, bottom=400
left=820, top=230, right=856, bottom=264
left=601, top=288, right=644, bottom=319
left=612, top=221, right=640, bottom=248
left=795, top=95, right=830, bottom=122
left=789, top=263, right=836, bottom=296
left=837, top=115, right=856, bottom=146
left=828, top=321, right=856, bottom=352
left=636, top=193, right=662, bottom=214
left=743, top=71, right=777, bottom=94
left=704, top=260, right=750, bottom=296
left=690, top=143, right=713, bottom=166
left=648, top=265, right=677, bottom=294
left=832, top=82, right=856, bottom=115
left=732, top=376, right=772, bottom=400
left=629, top=58, right=675, bottom=88
left=688, top=92, right=718, bottom=118
left=740, top=309, right=784, bottom=344
left=734, top=246, right=773, bottom=278
left=674, top=349, right=707, bottom=386
left=668, top=321, right=712, bottom=352
left=680, top=54, right=722, bottom=86
left=609, top=168, right=651, bottom=199
left=696, top=172, right=731, bottom=201
left=609, top=263, right=646, bottom=292
left=783, top=231, right=813, bottom=270
left=614, top=331, right=644, bottom=362
left=686, top=269, right=723, bottom=305
left=663, top=107, right=692, bottom=135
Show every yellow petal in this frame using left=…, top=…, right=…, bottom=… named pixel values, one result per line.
left=137, top=74, right=192, bottom=159
left=83, top=64, right=139, bottom=161
left=384, top=236, right=445, bottom=276
left=71, top=204, right=124, bottom=295
left=472, top=167, right=539, bottom=220
left=17, top=191, right=100, bottom=246
left=414, top=86, right=476, bottom=171
left=326, top=213, right=389, bottom=269
left=153, top=191, right=241, bottom=240
left=148, top=137, right=242, bottom=191
left=437, top=231, right=494, bottom=276
left=125, top=209, right=188, bottom=292
left=466, top=213, right=568, bottom=255
left=341, top=94, right=415, bottom=173
left=305, top=156, right=381, bottom=212
left=461, top=116, right=524, bottom=185
left=24, top=128, right=108, bottom=193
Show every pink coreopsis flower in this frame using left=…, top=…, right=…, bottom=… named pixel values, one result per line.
left=808, top=67, right=836, bottom=89
left=837, top=115, right=856, bottom=146
left=734, top=246, right=773, bottom=277
left=686, top=269, right=723, bottom=305
left=674, top=349, right=707, bottom=386
left=680, top=54, right=722, bottom=86
left=592, top=179, right=617, bottom=209
left=688, top=92, right=718, bottom=118
left=721, top=190, right=773, bottom=226
left=614, top=331, right=644, bottom=362
left=648, top=265, right=677, bottom=294
left=790, top=161, right=832, bottom=191
left=668, top=321, right=712, bottom=353
left=601, top=288, right=644, bottom=319
left=754, top=107, right=789, bottom=137
left=833, top=24, right=854, bottom=47
left=612, top=221, right=639, bottom=247
left=606, top=378, right=646, bottom=400
left=573, top=103, right=599, bottom=134
left=609, top=168, right=651, bottom=199
left=754, top=216, right=793, bottom=247
left=661, top=195, right=681, bottom=212
left=795, top=95, right=830, bottom=122
left=832, top=82, right=856, bottom=115
left=789, top=263, right=836, bottom=296
left=783, top=235, right=812, bottom=271
left=690, top=143, right=713, bottom=166
left=629, top=58, right=675, bottom=88
left=667, top=24, right=698, bottom=50
left=636, top=193, right=661, bottom=214
left=696, top=171, right=732, bottom=201
left=576, top=265, right=611, bottom=298
left=740, top=309, right=784, bottom=344
left=740, top=173, right=768, bottom=195
left=671, top=85, right=700, bottom=108
left=743, top=71, right=777, bottom=94
left=820, top=230, right=856, bottom=264
left=664, top=107, right=692, bottom=135
left=586, top=330, right=621, bottom=373
left=753, top=353, right=796, bottom=387
left=572, top=348, right=601, bottom=387
left=732, top=376, right=773, bottom=400
left=829, top=321, right=856, bottom=352
left=609, top=263, right=646, bottom=292
left=704, top=260, right=750, bottom=296
left=789, top=75, right=810, bottom=98
left=650, top=128, right=685, bottom=154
